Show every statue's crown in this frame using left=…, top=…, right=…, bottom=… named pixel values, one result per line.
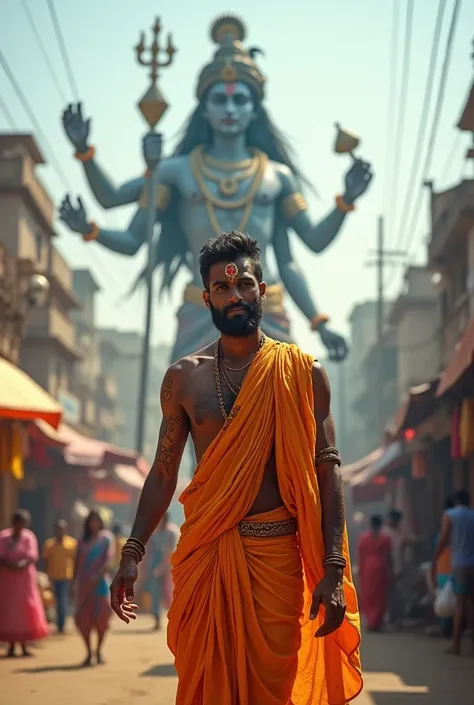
left=196, top=15, right=266, bottom=101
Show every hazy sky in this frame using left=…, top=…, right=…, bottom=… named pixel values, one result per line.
left=1, top=0, right=473, bottom=359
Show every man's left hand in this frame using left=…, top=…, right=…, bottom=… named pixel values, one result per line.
left=310, top=567, right=346, bottom=638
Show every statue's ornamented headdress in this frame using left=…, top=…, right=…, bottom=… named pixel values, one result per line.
left=196, top=15, right=266, bottom=101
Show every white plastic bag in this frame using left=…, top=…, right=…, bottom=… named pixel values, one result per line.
left=434, top=579, right=456, bottom=619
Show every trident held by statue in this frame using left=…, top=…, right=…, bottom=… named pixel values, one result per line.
left=135, top=17, right=177, bottom=127
left=134, top=16, right=177, bottom=454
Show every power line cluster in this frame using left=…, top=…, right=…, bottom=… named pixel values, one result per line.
left=0, top=0, right=124, bottom=291
left=383, top=0, right=464, bottom=293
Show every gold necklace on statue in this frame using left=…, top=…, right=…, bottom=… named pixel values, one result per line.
left=190, top=146, right=268, bottom=237
left=200, top=157, right=259, bottom=197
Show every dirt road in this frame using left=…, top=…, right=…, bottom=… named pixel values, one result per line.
left=1, top=617, right=473, bottom=704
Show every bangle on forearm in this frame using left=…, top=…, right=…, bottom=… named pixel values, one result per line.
left=315, top=446, right=341, bottom=467
left=121, top=537, right=146, bottom=564
left=82, top=221, right=99, bottom=242
left=74, top=145, right=95, bottom=163
left=310, top=313, right=330, bottom=332
left=335, top=193, right=355, bottom=213
left=323, top=553, right=346, bottom=569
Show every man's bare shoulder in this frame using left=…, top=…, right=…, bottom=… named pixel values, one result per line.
left=311, top=360, right=331, bottom=411
left=163, top=342, right=216, bottom=389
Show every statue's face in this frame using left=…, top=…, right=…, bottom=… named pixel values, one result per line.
left=204, top=82, right=256, bottom=136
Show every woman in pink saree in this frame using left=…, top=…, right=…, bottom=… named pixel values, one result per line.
left=357, top=514, right=393, bottom=631
left=0, top=510, right=49, bottom=657
left=74, top=510, right=114, bottom=666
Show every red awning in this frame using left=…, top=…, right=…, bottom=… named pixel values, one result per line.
left=30, top=420, right=149, bottom=475
left=437, top=318, right=474, bottom=397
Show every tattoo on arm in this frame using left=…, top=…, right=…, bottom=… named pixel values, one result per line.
left=161, top=375, right=173, bottom=403
left=157, top=415, right=181, bottom=477
left=312, top=362, right=345, bottom=557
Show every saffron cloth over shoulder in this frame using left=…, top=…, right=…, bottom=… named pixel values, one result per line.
left=168, top=338, right=362, bottom=705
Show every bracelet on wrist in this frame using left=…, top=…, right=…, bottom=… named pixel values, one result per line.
left=121, top=537, right=146, bottom=564
left=82, top=221, right=99, bottom=242
left=74, top=145, right=95, bottom=163
left=335, top=193, right=355, bottom=213
left=310, top=313, right=330, bottom=332
left=323, top=553, right=346, bottom=570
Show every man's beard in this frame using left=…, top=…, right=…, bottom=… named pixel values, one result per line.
left=209, top=299, right=263, bottom=337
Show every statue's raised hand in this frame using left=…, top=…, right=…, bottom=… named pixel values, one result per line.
left=62, top=103, right=91, bottom=153
left=59, top=195, right=91, bottom=235
left=142, top=132, right=163, bottom=171
left=344, top=159, right=373, bottom=203
left=319, top=325, right=349, bottom=363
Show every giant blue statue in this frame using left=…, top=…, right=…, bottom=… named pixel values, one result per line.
left=59, top=15, right=373, bottom=363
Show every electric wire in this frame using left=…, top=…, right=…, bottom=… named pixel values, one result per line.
left=382, top=0, right=401, bottom=213
left=0, top=94, right=18, bottom=130
left=46, top=0, right=80, bottom=102
left=440, top=131, right=463, bottom=183
left=389, top=0, right=415, bottom=240
left=402, top=0, right=462, bottom=262
left=0, top=46, right=123, bottom=291
left=390, top=0, right=447, bottom=262
left=22, top=0, right=68, bottom=104
left=0, top=46, right=72, bottom=191
left=385, top=0, right=463, bottom=292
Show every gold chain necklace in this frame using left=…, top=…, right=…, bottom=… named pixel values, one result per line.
left=214, top=336, right=266, bottom=420
left=199, top=147, right=260, bottom=197
left=190, top=146, right=268, bottom=237
left=203, top=152, right=254, bottom=172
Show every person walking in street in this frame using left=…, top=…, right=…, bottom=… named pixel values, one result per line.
left=358, top=515, right=393, bottom=631
left=433, top=497, right=454, bottom=637
left=147, top=513, right=179, bottom=631
left=74, top=509, right=114, bottom=666
left=432, top=490, right=474, bottom=654
left=385, top=509, right=411, bottom=627
left=0, top=510, right=49, bottom=657
left=43, top=519, right=77, bottom=634
left=110, top=232, right=362, bottom=705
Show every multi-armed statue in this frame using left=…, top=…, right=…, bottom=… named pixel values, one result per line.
left=59, top=15, right=373, bottom=363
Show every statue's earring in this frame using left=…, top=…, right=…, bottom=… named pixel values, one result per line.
left=262, top=294, right=267, bottom=300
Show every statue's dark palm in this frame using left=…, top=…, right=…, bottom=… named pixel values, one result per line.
left=319, top=327, right=349, bottom=363
left=344, top=159, right=373, bottom=202
left=62, top=102, right=91, bottom=152
left=59, top=195, right=89, bottom=234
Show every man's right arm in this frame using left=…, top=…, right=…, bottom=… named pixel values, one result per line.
left=128, top=364, right=190, bottom=547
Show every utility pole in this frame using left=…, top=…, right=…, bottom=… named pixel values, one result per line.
left=367, top=215, right=406, bottom=443
left=376, top=216, right=385, bottom=440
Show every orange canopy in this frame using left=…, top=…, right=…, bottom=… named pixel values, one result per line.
left=0, top=357, right=62, bottom=429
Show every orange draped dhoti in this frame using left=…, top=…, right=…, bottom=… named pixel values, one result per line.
left=168, top=339, right=362, bottom=705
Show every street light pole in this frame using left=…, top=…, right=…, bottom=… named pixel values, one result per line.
left=133, top=17, right=177, bottom=454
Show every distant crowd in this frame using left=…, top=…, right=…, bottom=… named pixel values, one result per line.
left=0, top=509, right=178, bottom=665
left=357, top=491, right=474, bottom=655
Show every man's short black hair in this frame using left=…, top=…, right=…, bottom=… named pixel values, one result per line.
left=454, top=490, right=470, bottom=507
left=199, top=231, right=263, bottom=289
left=388, top=509, right=403, bottom=525
left=370, top=514, right=383, bottom=530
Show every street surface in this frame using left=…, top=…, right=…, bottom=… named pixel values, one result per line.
left=1, top=616, right=473, bottom=704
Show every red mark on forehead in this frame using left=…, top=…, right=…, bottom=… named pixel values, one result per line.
left=225, top=83, right=236, bottom=96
